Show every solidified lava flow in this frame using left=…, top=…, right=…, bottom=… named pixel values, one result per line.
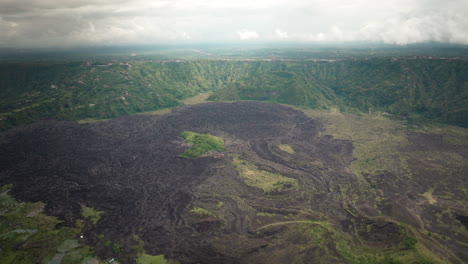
left=1, top=101, right=467, bottom=264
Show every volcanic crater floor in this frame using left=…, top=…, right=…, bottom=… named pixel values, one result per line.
left=1, top=101, right=467, bottom=264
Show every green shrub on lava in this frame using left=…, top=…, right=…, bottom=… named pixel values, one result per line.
left=81, top=205, right=104, bottom=225
left=180, top=131, right=224, bottom=158
left=277, top=144, right=295, bottom=154
left=231, top=154, right=298, bottom=194
left=190, top=206, right=215, bottom=217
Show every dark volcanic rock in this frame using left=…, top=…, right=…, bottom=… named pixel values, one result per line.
left=0, top=102, right=398, bottom=263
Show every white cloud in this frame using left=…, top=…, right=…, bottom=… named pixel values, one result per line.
left=181, top=32, right=192, bottom=40
left=275, top=29, right=288, bottom=39
left=300, top=12, right=468, bottom=45
left=237, top=29, right=259, bottom=40
left=0, top=0, right=467, bottom=47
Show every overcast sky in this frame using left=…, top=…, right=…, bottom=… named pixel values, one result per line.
left=0, top=0, right=467, bottom=47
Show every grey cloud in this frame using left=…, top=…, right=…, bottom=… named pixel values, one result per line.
left=357, top=11, right=468, bottom=44
left=0, top=0, right=130, bottom=13
left=0, top=0, right=467, bottom=47
left=303, top=11, right=468, bottom=45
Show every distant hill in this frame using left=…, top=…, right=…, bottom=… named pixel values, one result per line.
left=1, top=57, right=467, bottom=130
left=208, top=58, right=468, bottom=127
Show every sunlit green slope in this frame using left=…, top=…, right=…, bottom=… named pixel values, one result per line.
left=1, top=58, right=466, bottom=130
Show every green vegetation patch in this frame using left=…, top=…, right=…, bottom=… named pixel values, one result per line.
left=81, top=205, right=104, bottom=225
left=284, top=222, right=329, bottom=246
left=0, top=185, right=99, bottom=264
left=277, top=144, right=295, bottom=154
left=254, top=218, right=443, bottom=264
left=190, top=206, right=215, bottom=217
left=180, top=131, right=224, bottom=158
left=303, top=221, right=440, bottom=264
left=335, top=222, right=443, bottom=264
left=215, top=201, right=225, bottom=210
left=133, top=234, right=178, bottom=264
left=413, top=123, right=468, bottom=145
left=57, top=239, right=80, bottom=252
left=422, top=188, right=437, bottom=204
left=132, top=234, right=145, bottom=255
left=231, top=155, right=298, bottom=194
left=136, top=253, right=177, bottom=264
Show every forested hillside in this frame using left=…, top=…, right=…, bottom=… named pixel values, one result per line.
left=1, top=58, right=467, bottom=130
left=209, top=59, right=468, bottom=127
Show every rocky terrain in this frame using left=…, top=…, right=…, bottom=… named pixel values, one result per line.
left=0, top=101, right=467, bottom=263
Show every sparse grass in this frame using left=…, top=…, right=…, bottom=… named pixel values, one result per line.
left=299, top=108, right=468, bottom=181
left=296, top=108, right=408, bottom=198
left=112, top=242, right=122, bottom=253
left=277, top=144, right=295, bottom=154
left=422, top=188, right=437, bottom=205
left=139, top=108, right=173, bottom=116
left=231, top=154, right=298, bottom=194
left=182, top=92, right=213, bottom=105
left=327, top=220, right=442, bottom=264
left=215, top=201, right=224, bottom=210
left=398, top=225, right=417, bottom=250
left=77, top=118, right=110, bottom=124
left=412, top=123, right=468, bottom=145
left=0, top=183, right=13, bottom=193
left=190, top=206, right=215, bottom=217
left=133, top=234, right=178, bottom=264
left=254, top=217, right=443, bottom=264
left=136, top=253, right=174, bottom=264
left=144, top=92, right=213, bottom=116
left=284, top=222, right=328, bottom=246
left=132, top=234, right=145, bottom=254
left=180, top=131, right=224, bottom=158
left=81, top=205, right=104, bottom=225
left=310, top=110, right=406, bottom=175
left=76, top=92, right=213, bottom=124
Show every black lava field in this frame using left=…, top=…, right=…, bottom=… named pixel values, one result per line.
left=1, top=102, right=466, bottom=264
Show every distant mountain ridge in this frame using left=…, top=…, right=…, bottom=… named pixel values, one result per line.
left=208, top=58, right=468, bottom=127
left=0, top=58, right=467, bottom=130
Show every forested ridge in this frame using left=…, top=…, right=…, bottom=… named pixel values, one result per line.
left=1, top=58, right=467, bottom=130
